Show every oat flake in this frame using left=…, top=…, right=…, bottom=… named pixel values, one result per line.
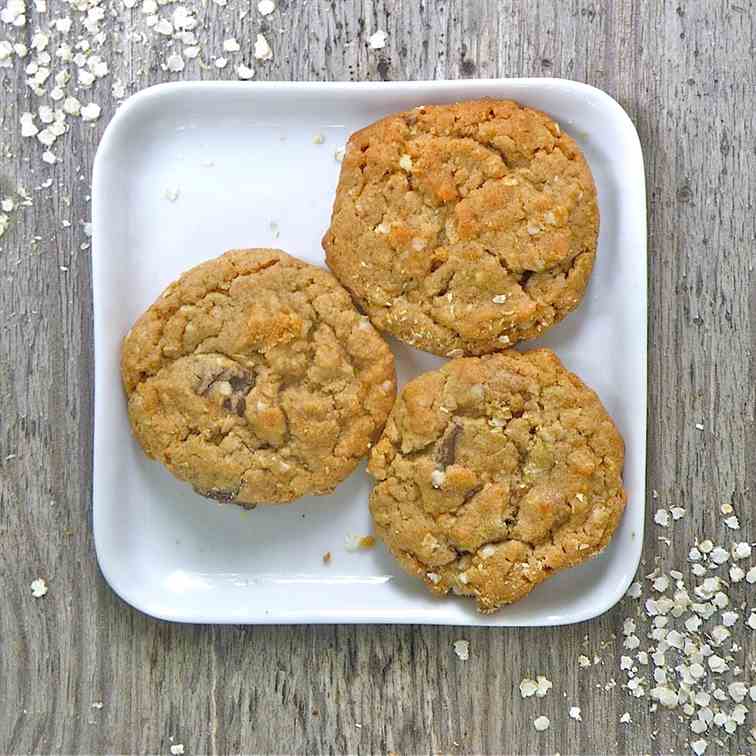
left=453, top=640, right=469, bottom=661
left=368, top=30, right=387, bottom=49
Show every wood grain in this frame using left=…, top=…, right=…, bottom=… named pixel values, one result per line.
left=1, top=1, right=754, bottom=753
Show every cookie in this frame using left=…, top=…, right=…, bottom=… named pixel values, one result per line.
left=121, top=249, right=397, bottom=507
left=367, top=349, right=625, bottom=612
left=323, top=99, right=599, bottom=356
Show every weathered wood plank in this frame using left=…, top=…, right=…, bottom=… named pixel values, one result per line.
left=0, top=1, right=753, bottom=754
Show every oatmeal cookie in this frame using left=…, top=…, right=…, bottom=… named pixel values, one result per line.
left=121, top=249, right=396, bottom=507
left=368, top=349, right=625, bottom=611
left=323, top=99, right=599, bottom=356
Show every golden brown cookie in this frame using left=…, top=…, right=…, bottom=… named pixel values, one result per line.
left=121, top=249, right=397, bottom=507
left=368, top=349, right=625, bottom=612
left=323, top=99, right=599, bottom=356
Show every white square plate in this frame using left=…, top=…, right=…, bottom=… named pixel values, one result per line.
left=92, top=79, right=646, bottom=626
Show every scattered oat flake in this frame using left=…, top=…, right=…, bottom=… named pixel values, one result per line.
left=519, top=678, right=538, bottom=698
left=81, top=103, right=101, bottom=122
left=237, top=64, right=255, bottom=80
left=732, top=542, right=751, bottom=560
left=214, top=57, right=228, bottom=69
left=0, top=40, right=12, bottom=63
left=723, top=515, right=740, bottom=530
left=223, top=38, right=240, bottom=52
left=155, top=17, right=173, bottom=35
left=91, top=701, right=104, bottom=709
left=728, top=681, right=748, bottom=702
left=695, top=422, right=704, bottom=430
left=31, top=578, right=48, bottom=597
left=368, top=30, right=387, bottom=49
left=720, top=612, right=738, bottom=630
left=690, top=739, right=707, bottom=755
left=671, top=506, right=685, bottom=520
left=169, top=745, right=184, bottom=755
left=654, top=509, right=670, bottom=527
left=533, top=716, right=550, bottom=732
left=578, top=654, right=591, bottom=668
left=620, top=712, right=631, bottom=724
left=322, top=551, right=331, bottom=564
left=720, top=502, right=734, bottom=515
left=685, top=615, right=702, bottom=632
left=20, top=112, right=38, bottom=137
left=257, top=0, right=274, bottom=14
left=312, top=133, right=325, bottom=145
left=334, top=147, right=345, bottom=162
left=569, top=706, right=582, bottom=721
left=453, top=640, right=469, bottom=661
left=254, top=33, right=272, bottom=61
left=92, top=59, right=109, bottom=78
left=652, top=575, right=669, bottom=592
left=166, top=53, right=184, bottom=72
left=164, top=187, right=180, bottom=202
left=707, top=655, right=728, bottom=673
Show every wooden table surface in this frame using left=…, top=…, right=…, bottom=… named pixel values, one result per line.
left=1, top=1, right=754, bottom=754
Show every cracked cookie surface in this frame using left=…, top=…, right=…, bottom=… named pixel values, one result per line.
left=367, top=349, right=625, bottom=612
left=121, top=248, right=396, bottom=506
left=323, top=99, right=599, bottom=356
